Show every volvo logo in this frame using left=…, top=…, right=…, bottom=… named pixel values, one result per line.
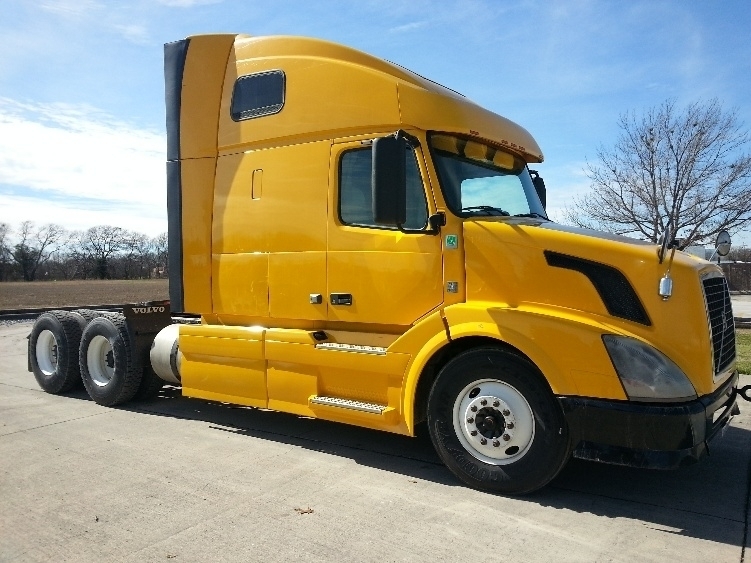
left=132, top=306, right=166, bottom=314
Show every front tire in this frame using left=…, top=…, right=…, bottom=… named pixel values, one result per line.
left=427, top=347, right=570, bottom=495
left=79, top=314, right=143, bottom=406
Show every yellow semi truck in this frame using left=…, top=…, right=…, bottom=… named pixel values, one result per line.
left=28, top=33, right=740, bottom=494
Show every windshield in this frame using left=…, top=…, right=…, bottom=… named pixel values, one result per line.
left=429, top=133, right=547, bottom=219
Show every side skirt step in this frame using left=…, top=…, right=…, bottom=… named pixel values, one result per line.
left=310, top=396, right=387, bottom=414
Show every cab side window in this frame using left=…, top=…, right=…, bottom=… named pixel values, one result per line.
left=339, top=147, right=428, bottom=230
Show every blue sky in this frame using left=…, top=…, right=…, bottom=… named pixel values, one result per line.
left=1, top=0, right=750, bottom=244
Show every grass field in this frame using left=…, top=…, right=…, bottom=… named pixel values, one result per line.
left=737, top=329, right=751, bottom=375
left=0, top=279, right=169, bottom=310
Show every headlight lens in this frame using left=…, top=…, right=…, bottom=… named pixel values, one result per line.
left=602, top=335, right=696, bottom=402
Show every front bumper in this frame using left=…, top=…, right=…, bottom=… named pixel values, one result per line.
left=558, top=371, right=739, bottom=469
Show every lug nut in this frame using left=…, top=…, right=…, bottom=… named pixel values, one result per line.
left=467, top=417, right=474, bottom=424
left=480, top=438, right=487, bottom=445
left=493, top=400, right=500, bottom=407
left=503, top=434, right=511, bottom=441
left=480, top=399, right=487, bottom=406
left=471, top=406, right=477, bottom=412
left=506, top=422, right=514, bottom=429
left=470, top=430, right=477, bottom=436
left=493, top=440, right=500, bottom=447
left=502, top=409, right=510, bottom=416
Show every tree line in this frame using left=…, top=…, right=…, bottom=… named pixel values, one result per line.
left=0, top=221, right=167, bottom=282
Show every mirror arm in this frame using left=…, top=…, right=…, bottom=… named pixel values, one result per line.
left=396, top=212, right=446, bottom=236
left=394, top=129, right=421, bottom=148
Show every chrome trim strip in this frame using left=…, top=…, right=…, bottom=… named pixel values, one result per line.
left=314, top=342, right=387, bottom=355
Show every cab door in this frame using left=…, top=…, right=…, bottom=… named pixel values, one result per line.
left=327, top=137, right=443, bottom=328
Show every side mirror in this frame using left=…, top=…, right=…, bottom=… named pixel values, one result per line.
left=716, top=230, right=732, bottom=257
left=372, top=135, right=407, bottom=226
left=529, top=170, right=546, bottom=209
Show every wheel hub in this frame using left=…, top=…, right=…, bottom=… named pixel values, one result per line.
left=464, top=395, right=516, bottom=447
left=453, top=379, right=535, bottom=465
left=474, top=407, right=505, bottom=439
left=35, top=330, right=59, bottom=376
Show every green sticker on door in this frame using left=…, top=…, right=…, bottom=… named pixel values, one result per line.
left=445, top=234, right=458, bottom=249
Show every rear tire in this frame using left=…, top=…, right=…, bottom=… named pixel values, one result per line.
left=75, top=309, right=101, bottom=323
left=427, top=347, right=570, bottom=495
left=29, top=311, right=84, bottom=394
left=79, top=314, right=143, bottom=406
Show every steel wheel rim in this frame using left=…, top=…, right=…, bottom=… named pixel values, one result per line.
left=87, top=335, right=115, bottom=387
left=452, top=378, right=535, bottom=465
left=35, top=330, right=58, bottom=376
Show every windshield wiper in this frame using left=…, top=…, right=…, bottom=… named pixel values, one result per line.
left=461, top=205, right=510, bottom=216
left=513, top=212, right=548, bottom=220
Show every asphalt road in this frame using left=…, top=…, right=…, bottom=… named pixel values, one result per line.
left=2, top=320, right=750, bottom=562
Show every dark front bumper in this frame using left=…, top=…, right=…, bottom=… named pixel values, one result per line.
left=558, top=371, right=739, bottom=469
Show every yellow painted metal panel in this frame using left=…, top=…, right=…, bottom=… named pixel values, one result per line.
left=443, top=303, right=611, bottom=398
left=463, top=220, right=719, bottom=396
left=265, top=339, right=409, bottom=375
left=212, top=253, right=269, bottom=316
left=181, top=34, right=238, bottom=159
left=180, top=157, right=215, bottom=314
left=327, top=250, right=443, bottom=325
left=179, top=325, right=267, bottom=407
left=269, top=252, right=327, bottom=321
left=218, top=40, right=401, bottom=151
left=266, top=361, right=318, bottom=417
left=390, top=311, right=450, bottom=434
left=213, top=141, right=330, bottom=255
left=398, top=82, right=543, bottom=162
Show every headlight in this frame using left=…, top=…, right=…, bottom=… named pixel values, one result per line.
left=602, top=335, right=696, bottom=402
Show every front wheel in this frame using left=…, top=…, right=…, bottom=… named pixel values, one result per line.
left=427, top=347, right=570, bottom=495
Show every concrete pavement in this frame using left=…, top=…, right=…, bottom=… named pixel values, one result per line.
left=734, top=295, right=751, bottom=319
left=2, top=321, right=750, bottom=562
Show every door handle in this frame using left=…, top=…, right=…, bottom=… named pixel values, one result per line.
left=330, top=293, right=352, bottom=306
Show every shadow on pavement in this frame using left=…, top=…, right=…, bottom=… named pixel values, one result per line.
left=63, top=384, right=751, bottom=549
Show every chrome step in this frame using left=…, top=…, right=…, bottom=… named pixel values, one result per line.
left=310, top=396, right=387, bottom=414
left=314, top=342, right=387, bottom=355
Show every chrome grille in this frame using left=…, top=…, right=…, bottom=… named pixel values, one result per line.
left=702, top=276, right=736, bottom=374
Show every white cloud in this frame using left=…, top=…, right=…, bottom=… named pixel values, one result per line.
left=114, top=24, right=151, bottom=45
left=389, top=21, right=428, bottom=34
left=0, top=193, right=166, bottom=237
left=40, top=0, right=103, bottom=18
left=0, top=98, right=167, bottom=236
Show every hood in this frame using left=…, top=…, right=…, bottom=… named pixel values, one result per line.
left=462, top=219, right=723, bottom=395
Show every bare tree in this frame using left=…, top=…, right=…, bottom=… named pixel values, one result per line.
left=152, top=232, right=168, bottom=278
left=11, top=221, right=67, bottom=281
left=82, top=225, right=127, bottom=279
left=565, top=99, right=751, bottom=248
left=0, top=223, right=13, bottom=281
left=727, top=246, right=751, bottom=263
left=0, top=223, right=12, bottom=281
left=118, top=231, right=151, bottom=279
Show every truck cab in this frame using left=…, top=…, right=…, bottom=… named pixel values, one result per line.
left=157, top=34, right=738, bottom=493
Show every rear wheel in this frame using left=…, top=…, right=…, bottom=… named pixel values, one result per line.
left=427, top=347, right=570, bottom=495
left=29, top=311, right=83, bottom=394
left=75, top=309, right=101, bottom=324
left=79, top=314, right=143, bottom=406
